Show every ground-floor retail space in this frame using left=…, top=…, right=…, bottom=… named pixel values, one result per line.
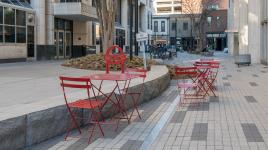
left=206, top=32, right=227, bottom=51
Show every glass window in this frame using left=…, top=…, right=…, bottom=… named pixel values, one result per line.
left=27, top=26, right=34, bottom=43
left=16, top=10, right=26, bottom=26
left=54, top=19, right=58, bottom=29
left=0, top=7, right=3, bottom=24
left=157, top=7, right=172, bottom=13
left=207, top=17, right=212, bottom=27
left=174, top=6, right=182, bottom=12
left=147, top=12, right=150, bottom=29
left=65, top=21, right=71, bottom=30
left=20, top=0, right=32, bottom=8
left=171, top=22, right=176, bottom=31
left=1, top=0, right=12, bottom=4
left=4, top=7, right=15, bottom=25
left=173, top=0, right=181, bottom=4
left=58, top=19, right=65, bottom=30
left=4, top=26, right=15, bottom=43
left=161, top=21, right=165, bottom=32
left=154, top=21, right=158, bottom=32
left=0, top=25, right=3, bottom=42
left=115, top=0, right=121, bottom=24
left=216, top=17, right=220, bottom=27
left=16, top=27, right=26, bottom=43
left=183, top=22, right=188, bottom=30
left=10, top=0, right=22, bottom=6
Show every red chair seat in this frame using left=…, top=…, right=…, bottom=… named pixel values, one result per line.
left=68, top=99, right=104, bottom=109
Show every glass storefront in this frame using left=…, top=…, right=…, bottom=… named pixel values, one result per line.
left=0, top=6, right=29, bottom=44
left=54, top=18, right=73, bottom=59
left=115, top=28, right=125, bottom=49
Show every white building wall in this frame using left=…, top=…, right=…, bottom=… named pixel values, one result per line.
left=31, top=0, right=46, bottom=45
left=0, top=45, right=27, bottom=59
left=248, top=0, right=261, bottom=63
left=153, top=18, right=169, bottom=36
left=228, top=0, right=262, bottom=63
left=46, top=0, right=54, bottom=45
left=73, top=21, right=91, bottom=46
left=238, top=0, right=248, bottom=55
left=121, top=0, right=129, bottom=48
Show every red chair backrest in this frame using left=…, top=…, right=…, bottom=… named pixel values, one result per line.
left=175, top=66, right=198, bottom=76
left=59, top=76, right=91, bottom=104
left=105, top=45, right=126, bottom=74
left=60, top=76, right=91, bottom=89
left=208, top=61, right=220, bottom=69
left=126, top=68, right=147, bottom=79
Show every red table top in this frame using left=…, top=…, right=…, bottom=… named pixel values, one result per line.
left=81, top=73, right=140, bottom=81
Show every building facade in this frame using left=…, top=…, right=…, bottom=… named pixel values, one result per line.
left=0, top=0, right=34, bottom=63
left=169, top=14, right=199, bottom=50
left=227, top=0, right=268, bottom=64
left=153, top=0, right=182, bottom=15
left=153, top=0, right=228, bottom=51
left=0, top=0, right=153, bottom=62
left=206, top=9, right=227, bottom=51
left=152, top=15, right=169, bottom=44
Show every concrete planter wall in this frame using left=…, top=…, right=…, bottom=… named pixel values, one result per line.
left=0, top=66, right=170, bottom=150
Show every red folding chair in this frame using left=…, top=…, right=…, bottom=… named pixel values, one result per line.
left=193, top=61, right=219, bottom=97
left=105, top=45, right=127, bottom=74
left=125, top=68, right=147, bottom=120
left=59, top=76, right=105, bottom=143
left=175, top=66, right=205, bottom=106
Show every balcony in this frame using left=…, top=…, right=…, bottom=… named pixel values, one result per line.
left=53, top=2, right=97, bottom=21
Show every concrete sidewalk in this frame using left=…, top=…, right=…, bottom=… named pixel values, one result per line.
left=0, top=61, right=91, bottom=108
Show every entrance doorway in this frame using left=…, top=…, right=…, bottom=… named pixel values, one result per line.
left=54, top=31, right=72, bottom=59
left=216, top=38, right=222, bottom=51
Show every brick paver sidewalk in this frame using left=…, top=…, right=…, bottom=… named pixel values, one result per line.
left=31, top=52, right=268, bottom=150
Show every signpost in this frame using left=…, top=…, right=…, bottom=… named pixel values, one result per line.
left=136, top=32, right=148, bottom=69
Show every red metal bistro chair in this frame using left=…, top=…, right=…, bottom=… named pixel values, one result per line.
left=175, top=66, right=205, bottom=105
left=194, top=61, right=220, bottom=97
left=105, top=45, right=127, bottom=74
left=59, top=76, right=105, bottom=143
left=125, top=68, right=147, bottom=120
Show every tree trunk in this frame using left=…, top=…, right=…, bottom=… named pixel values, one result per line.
left=95, top=0, right=118, bottom=53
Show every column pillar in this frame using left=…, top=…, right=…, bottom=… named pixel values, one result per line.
left=31, top=0, right=46, bottom=45
left=248, top=0, right=261, bottom=63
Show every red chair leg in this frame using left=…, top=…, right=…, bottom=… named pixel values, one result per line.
left=65, top=107, right=81, bottom=140
left=130, top=94, right=141, bottom=120
left=88, top=123, right=96, bottom=144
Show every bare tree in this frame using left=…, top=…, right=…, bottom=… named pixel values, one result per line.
left=182, top=0, right=219, bottom=51
left=95, top=0, right=118, bottom=52
left=181, top=0, right=202, bottom=51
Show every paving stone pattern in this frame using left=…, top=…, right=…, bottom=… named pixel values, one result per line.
left=245, top=96, right=258, bottom=103
left=120, top=140, right=143, bottom=150
left=241, top=123, right=264, bottom=142
left=187, top=102, right=209, bottom=111
left=249, top=82, right=258, bottom=87
left=253, top=74, right=259, bottom=77
left=31, top=52, right=268, bottom=150
left=191, top=123, right=208, bottom=141
left=170, top=111, right=186, bottom=123
left=209, top=96, right=219, bottom=103
left=223, top=82, right=231, bottom=86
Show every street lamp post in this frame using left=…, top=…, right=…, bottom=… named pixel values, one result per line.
left=129, top=0, right=133, bottom=60
left=134, top=0, right=139, bottom=56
